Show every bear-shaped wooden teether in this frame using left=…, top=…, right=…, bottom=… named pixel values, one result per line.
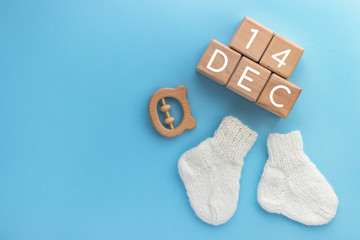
left=148, top=86, right=196, bottom=137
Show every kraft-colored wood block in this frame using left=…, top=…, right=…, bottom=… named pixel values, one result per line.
left=196, top=39, right=241, bottom=85
left=226, top=56, right=271, bottom=102
left=260, top=34, right=304, bottom=79
left=229, top=16, right=274, bottom=62
left=256, top=74, right=302, bottom=118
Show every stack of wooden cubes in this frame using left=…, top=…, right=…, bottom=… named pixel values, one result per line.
left=196, top=17, right=304, bottom=118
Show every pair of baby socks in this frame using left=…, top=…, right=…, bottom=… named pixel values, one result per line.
left=178, top=116, right=338, bottom=226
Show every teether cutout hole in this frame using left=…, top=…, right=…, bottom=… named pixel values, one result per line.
left=157, top=97, right=183, bottom=130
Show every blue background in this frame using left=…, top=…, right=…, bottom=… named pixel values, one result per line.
left=0, top=0, right=359, bottom=239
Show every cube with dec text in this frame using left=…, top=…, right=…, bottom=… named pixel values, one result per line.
left=226, top=56, right=271, bottom=102
left=256, top=74, right=302, bottom=118
left=196, top=40, right=241, bottom=85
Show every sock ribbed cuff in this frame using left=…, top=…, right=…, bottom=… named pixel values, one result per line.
left=267, top=131, right=305, bottom=165
left=213, top=116, right=257, bottom=160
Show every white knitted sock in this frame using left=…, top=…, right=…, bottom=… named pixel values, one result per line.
left=257, top=131, right=338, bottom=225
left=178, top=116, right=257, bottom=225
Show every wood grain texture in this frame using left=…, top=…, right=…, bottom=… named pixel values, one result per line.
left=148, top=86, right=196, bottom=137
left=196, top=39, right=241, bottom=85
left=256, top=74, right=302, bottom=118
left=260, top=34, right=304, bottom=79
left=229, top=16, right=274, bottom=62
left=226, top=56, right=271, bottom=102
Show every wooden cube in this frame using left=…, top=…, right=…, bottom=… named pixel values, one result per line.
left=260, top=34, right=304, bottom=79
left=196, top=40, right=241, bottom=85
left=229, top=17, right=274, bottom=62
left=226, top=57, right=271, bottom=102
left=256, top=74, right=302, bottom=118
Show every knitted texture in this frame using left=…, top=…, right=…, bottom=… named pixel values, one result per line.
left=178, top=116, right=257, bottom=225
left=257, top=131, right=338, bottom=225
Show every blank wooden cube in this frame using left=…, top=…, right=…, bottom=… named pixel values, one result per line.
left=229, top=17, right=274, bottom=62
left=260, top=34, right=304, bottom=79
left=196, top=40, right=241, bottom=85
left=256, top=74, right=302, bottom=118
left=226, top=56, right=271, bottom=102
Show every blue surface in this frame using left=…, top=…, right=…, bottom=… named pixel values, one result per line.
left=1, top=0, right=360, bottom=239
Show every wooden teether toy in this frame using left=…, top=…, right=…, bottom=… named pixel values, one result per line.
left=149, top=86, right=196, bottom=137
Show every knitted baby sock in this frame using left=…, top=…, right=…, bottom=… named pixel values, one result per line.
left=257, top=131, right=338, bottom=225
left=178, top=116, right=257, bottom=225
